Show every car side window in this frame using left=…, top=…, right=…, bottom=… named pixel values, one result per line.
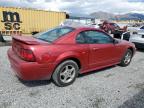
left=84, top=31, right=113, bottom=44
left=76, top=30, right=113, bottom=44
left=76, top=32, right=86, bottom=44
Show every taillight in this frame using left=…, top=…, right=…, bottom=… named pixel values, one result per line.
left=19, top=48, right=36, bottom=62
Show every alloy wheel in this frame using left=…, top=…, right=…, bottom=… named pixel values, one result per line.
left=60, top=65, right=76, bottom=83
left=123, top=51, right=132, bottom=65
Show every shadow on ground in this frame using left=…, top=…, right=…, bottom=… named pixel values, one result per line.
left=19, top=65, right=117, bottom=87
left=19, top=78, right=52, bottom=87
left=118, top=89, right=144, bottom=108
left=0, top=41, right=11, bottom=46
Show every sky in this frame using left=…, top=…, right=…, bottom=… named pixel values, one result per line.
left=0, top=0, right=144, bottom=15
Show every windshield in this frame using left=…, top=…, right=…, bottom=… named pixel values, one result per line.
left=33, top=27, right=75, bottom=42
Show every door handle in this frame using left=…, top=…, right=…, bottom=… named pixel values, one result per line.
left=92, top=47, right=99, bottom=51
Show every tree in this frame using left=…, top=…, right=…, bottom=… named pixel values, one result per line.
left=0, top=33, right=6, bottom=42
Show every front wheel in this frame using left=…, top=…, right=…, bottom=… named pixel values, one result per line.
left=119, top=49, right=133, bottom=67
left=52, top=60, right=79, bottom=87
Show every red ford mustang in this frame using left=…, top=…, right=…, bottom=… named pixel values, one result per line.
left=8, top=26, right=136, bottom=86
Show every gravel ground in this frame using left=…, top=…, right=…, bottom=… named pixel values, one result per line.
left=0, top=46, right=144, bottom=108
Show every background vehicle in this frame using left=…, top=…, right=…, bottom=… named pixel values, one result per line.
left=122, top=25, right=144, bottom=49
left=91, top=23, right=101, bottom=29
left=129, top=33, right=144, bottom=49
left=100, top=21, right=127, bottom=34
left=8, top=26, right=136, bottom=87
left=127, top=25, right=143, bottom=34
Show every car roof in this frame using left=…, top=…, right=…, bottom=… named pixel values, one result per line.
left=61, top=25, right=103, bottom=32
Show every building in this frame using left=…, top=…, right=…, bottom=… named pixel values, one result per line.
left=0, top=7, right=66, bottom=36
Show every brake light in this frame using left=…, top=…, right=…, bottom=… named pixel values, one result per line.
left=19, top=48, right=36, bottom=62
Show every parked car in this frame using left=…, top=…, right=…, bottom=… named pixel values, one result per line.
left=100, top=21, right=127, bottom=34
left=130, top=26, right=144, bottom=49
left=127, top=25, right=143, bottom=34
left=8, top=26, right=136, bottom=87
left=91, top=23, right=101, bottom=29
left=129, top=33, right=144, bottom=49
left=133, top=25, right=144, bottom=34
left=123, top=25, right=144, bottom=49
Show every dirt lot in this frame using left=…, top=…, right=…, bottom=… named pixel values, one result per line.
left=0, top=46, right=144, bottom=108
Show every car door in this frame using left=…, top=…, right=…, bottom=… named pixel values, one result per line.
left=75, top=33, right=90, bottom=71
left=82, top=30, right=120, bottom=69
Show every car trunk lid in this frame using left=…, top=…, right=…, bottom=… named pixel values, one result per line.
left=12, top=35, right=50, bottom=45
left=12, top=35, right=50, bottom=62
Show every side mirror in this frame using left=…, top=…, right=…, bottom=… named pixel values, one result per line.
left=113, top=39, right=119, bottom=44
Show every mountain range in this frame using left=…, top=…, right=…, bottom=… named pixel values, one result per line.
left=90, top=11, right=144, bottom=20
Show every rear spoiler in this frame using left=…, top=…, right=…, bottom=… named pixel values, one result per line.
left=12, top=35, right=40, bottom=45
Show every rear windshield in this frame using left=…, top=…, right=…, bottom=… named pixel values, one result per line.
left=33, top=27, right=75, bottom=42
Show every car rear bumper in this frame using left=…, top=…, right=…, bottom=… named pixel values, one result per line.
left=7, top=48, right=55, bottom=81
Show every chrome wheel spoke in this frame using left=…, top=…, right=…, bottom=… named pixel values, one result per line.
left=60, top=72, right=65, bottom=76
left=62, top=75, right=68, bottom=82
left=124, top=52, right=131, bottom=64
left=60, top=73, right=68, bottom=82
left=65, top=66, right=69, bottom=71
left=69, top=67, right=75, bottom=75
left=59, top=65, right=76, bottom=83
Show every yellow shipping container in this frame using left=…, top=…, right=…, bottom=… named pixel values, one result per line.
left=0, top=7, right=66, bottom=36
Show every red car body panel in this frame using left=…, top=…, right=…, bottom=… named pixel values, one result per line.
left=7, top=27, right=136, bottom=80
left=8, top=48, right=55, bottom=80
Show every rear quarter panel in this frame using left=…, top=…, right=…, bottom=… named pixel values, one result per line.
left=31, top=44, right=90, bottom=72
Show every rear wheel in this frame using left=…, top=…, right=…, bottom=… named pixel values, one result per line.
left=52, top=60, right=79, bottom=87
left=119, top=49, right=133, bottom=67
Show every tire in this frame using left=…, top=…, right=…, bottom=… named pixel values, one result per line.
left=52, top=60, right=79, bottom=87
left=119, top=49, right=133, bottom=67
